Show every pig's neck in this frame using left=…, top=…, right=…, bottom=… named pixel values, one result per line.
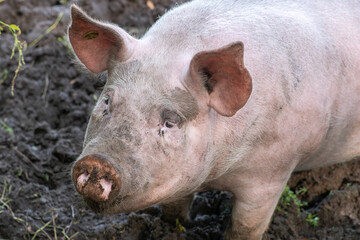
left=204, top=107, right=258, bottom=183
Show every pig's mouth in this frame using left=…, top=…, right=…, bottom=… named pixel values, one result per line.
left=82, top=174, right=184, bottom=214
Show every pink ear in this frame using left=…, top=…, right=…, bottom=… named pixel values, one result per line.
left=190, top=42, right=252, bottom=117
left=68, top=5, right=136, bottom=73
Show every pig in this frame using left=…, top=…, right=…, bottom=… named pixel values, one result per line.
left=68, top=0, right=360, bottom=239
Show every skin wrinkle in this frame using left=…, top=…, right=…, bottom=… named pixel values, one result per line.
left=287, top=48, right=301, bottom=90
left=280, top=74, right=291, bottom=104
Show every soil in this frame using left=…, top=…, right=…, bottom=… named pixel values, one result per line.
left=0, top=0, right=359, bottom=239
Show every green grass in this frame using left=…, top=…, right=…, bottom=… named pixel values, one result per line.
left=0, top=21, right=25, bottom=96
left=29, top=208, right=79, bottom=240
left=176, top=218, right=186, bottom=232
left=278, top=185, right=308, bottom=214
left=306, top=213, right=319, bottom=227
left=0, top=119, right=13, bottom=135
left=0, top=69, right=9, bottom=85
left=1, top=183, right=79, bottom=240
left=1, top=10, right=64, bottom=96
left=0, top=178, right=25, bottom=223
left=277, top=185, right=320, bottom=227
left=57, top=36, right=72, bottom=54
left=29, top=12, right=64, bottom=48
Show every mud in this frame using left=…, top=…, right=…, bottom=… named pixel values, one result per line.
left=0, top=0, right=359, bottom=239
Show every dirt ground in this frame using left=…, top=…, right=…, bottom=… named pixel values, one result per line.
left=0, top=0, right=359, bottom=239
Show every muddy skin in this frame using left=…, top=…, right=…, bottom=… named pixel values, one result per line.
left=159, top=87, right=200, bottom=128
left=0, top=0, right=359, bottom=239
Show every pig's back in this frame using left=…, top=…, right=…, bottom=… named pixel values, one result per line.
left=143, top=0, right=359, bottom=57
left=142, top=0, right=359, bottom=92
left=142, top=0, right=360, bottom=169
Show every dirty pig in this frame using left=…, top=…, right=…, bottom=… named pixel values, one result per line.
left=68, top=0, right=360, bottom=239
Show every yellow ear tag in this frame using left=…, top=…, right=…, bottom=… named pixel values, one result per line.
left=83, top=31, right=99, bottom=40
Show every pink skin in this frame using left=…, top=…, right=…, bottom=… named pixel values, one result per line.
left=77, top=172, right=89, bottom=188
left=69, top=1, right=360, bottom=239
left=99, top=178, right=113, bottom=200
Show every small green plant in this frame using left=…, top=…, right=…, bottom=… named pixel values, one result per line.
left=16, top=166, right=23, bottom=177
left=176, top=218, right=186, bottom=232
left=0, top=178, right=24, bottom=222
left=43, top=173, right=50, bottom=182
left=0, top=69, right=9, bottom=84
left=0, top=179, right=12, bottom=215
left=1, top=10, right=65, bottom=95
left=57, top=36, right=72, bottom=54
left=0, top=21, right=25, bottom=95
left=0, top=119, right=14, bottom=135
left=277, top=185, right=320, bottom=227
left=306, top=213, right=319, bottom=227
left=278, top=185, right=308, bottom=214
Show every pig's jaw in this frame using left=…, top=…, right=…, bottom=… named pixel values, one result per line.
left=120, top=174, right=184, bottom=212
left=84, top=173, right=185, bottom=214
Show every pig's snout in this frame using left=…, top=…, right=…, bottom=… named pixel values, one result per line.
left=72, top=155, right=121, bottom=202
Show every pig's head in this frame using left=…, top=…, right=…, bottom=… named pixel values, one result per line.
left=68, top=5, right=252, bottom=214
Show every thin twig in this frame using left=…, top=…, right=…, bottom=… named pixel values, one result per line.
left=51, top=209, right=58, bottom=240
left=29, top=12, right=64, bottom=48
left=0, top=198, right=24, bottom=222
left=0, top=180, right=6, bottom=200
left=64, top=205, right=75, bottom=236
left=42, top=72, right=49, bottom=99
left=32, top=221, right=52, bottom=240
left=12, top=146, right=52, bottom=175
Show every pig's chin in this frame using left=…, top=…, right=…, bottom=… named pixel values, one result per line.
left=83, top=174, right=185, bottom=214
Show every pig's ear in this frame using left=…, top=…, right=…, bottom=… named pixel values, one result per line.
left=68, top=5, right=136, bottom=73
left=190, top=42, right=252, bottom=117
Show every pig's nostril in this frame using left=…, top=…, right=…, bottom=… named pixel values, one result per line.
left=99, top=178, right=113, bottom=200
left=72, top=154, right=121, bottom=202
left=77, top=172, right=89, bottom=189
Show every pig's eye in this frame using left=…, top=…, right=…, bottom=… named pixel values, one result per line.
left=161, top=109, right=182, bottom=127
left=164, top=120, right=175, bottom=128
left=159, top=120, right=176, bottom=136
